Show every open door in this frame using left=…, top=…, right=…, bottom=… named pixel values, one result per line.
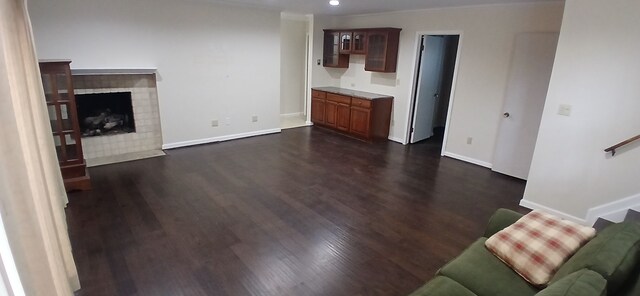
left=410, top=36, right=446, bottom=143
left=492, top=33, right=559, bottom=179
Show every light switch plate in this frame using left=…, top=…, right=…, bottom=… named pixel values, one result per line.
left=558, top=104, right=572, bottom=116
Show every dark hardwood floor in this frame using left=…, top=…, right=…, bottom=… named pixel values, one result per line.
left=68, top=127, right=526, bottom=296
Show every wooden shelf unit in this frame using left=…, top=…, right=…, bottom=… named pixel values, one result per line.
left=39, top=60, right=91, bottom=192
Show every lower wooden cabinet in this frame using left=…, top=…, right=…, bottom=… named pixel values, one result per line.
left=336, top=103, right=351, bottom=131
left=311, top=98, right=326, bottom=124
left=349, top=106, right=371, bottom=137
left=325, top=100, right=338, bottom=127
left=311, top=88, right=393, bottom=142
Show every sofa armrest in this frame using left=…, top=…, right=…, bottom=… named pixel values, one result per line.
left=483, top=208, right=524, bottom=238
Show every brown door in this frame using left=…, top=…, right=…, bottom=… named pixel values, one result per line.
left=325, top=100, right=338, bottom=128
left=350, top=106, right=371, bottom=137
left=336, top=103, right=351, bottom=131
left=311, top=98, right=326, bottom=124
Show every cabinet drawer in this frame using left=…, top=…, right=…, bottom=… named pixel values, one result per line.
left=312, top=90, right=326, bottom=99
left=326, top=93, right=351, bottom=105
left=351, top=97, right=372, bottom=108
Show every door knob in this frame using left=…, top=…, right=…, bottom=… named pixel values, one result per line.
left=503, top=112, right=510, bottom=118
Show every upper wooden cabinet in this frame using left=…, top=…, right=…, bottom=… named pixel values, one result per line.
left=323, top=28, right=401, bottom=72
left=323, top=30, right=349, bottom=68
left=339, top=32, right=352, bottom=54
left=352, top=31, right=368, bottom=54
left=365, top=28, right=401, bottom=72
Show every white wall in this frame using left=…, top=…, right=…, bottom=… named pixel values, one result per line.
left=280, top=16, right=308, bottom=116
left=523, top=0, right=640, bottom=219
left=311, top=3, right=564, bottom=163
left=28, top=0, right=281, bottom=147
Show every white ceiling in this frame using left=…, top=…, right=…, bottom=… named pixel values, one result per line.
left=199, top=0, right=562, bottom=16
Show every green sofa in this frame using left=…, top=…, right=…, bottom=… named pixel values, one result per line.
left=410, top=209, right=640, bottom=296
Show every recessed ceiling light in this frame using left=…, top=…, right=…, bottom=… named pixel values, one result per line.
left=329, top=0, right=340, bottom=6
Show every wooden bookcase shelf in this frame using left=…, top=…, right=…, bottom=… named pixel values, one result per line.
left=39, top=60, right=91, bottom=192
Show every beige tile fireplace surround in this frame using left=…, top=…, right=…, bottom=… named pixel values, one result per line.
left=72, top=73, right=164, bottom=166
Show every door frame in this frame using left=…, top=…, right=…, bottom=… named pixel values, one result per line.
left=304, top=14, right=314, bottom=125
left=405, top=30, right=463, bottom=156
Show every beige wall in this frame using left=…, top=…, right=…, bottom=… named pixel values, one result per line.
left=29, top=0, right=281, bottom=147
left=280, top=16, right=308, bottom=115
left=524, top=0, right=640, bottom=219
left=311, top=3, right=564, bottom=165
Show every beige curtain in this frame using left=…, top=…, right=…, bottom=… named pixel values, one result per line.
left=0, top=0, right=80, bottom=295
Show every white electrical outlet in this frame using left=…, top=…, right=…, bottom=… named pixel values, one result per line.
left=252, top=115, right=258, bottom=122
left=467, top=137, right=473, bottom=145
left=350, top=83, right=356, bottom=87
left=225, top=117, right=231, bottom=126
left=211, top=120, right=219, bottom=127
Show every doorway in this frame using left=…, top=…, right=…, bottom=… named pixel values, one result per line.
left=280, top=14, right=311, bottom=129
left=408, top=34, right=460, bottom=150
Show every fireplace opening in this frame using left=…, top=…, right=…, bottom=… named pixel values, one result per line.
left=76, top=92, right=135, bottom=137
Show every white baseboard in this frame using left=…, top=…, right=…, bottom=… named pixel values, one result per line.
left=519, top=199, right=588, bottom=225
left=162, top=128, right=281, bottom=150
left=521, top=192, right=640, bottom=226
left=280, top=112, right=304, bottom=118
left=585, top=192, right=640, bottom=224
left=305, top=121, right=314, bottom=125
left=442, top=151, right=492, bottom=169
left=388, top=137, right=404, bottom=144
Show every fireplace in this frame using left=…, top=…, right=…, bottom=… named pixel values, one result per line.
left=76, top=92, right=136, bottom=137
left=71, top=73, right=163, bottom=165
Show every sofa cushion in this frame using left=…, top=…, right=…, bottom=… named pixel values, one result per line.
left=483, top=208, right=524, bottom=238
left=550, top=222, right=640, bottom=294
left=408, top=276, right=477, bottom=296
left=438, top=238, right=540, bottom=296
left=535, top=269, right=606, bottom=296
left=485, top=210, right=595, bottom=286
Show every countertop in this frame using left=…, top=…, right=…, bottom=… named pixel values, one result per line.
left=312, top=87, right=393, bottom=100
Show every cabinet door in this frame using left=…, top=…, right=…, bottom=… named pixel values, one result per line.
left=350, top=106, right=371, bottom=137
left=336, top=103, right=351, bottom=131
left=323, top=31, right=349, bottom=68
left=365, top=29, right=400, bottom=72
left=352, top=31, right=367, bottom=54
left=325, top=100, right=338, bottom=128
left=365, top=31, right=388, bottom=71
left=340, top=32, right=352, bottom=54
left=311, top=98, right=326, bottom=124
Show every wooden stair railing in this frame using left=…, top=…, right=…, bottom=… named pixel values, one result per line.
left=605, top=134, right=640, bottom=156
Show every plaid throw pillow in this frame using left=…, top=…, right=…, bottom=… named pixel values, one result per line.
left=485, top=210, right=596, bottom=286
